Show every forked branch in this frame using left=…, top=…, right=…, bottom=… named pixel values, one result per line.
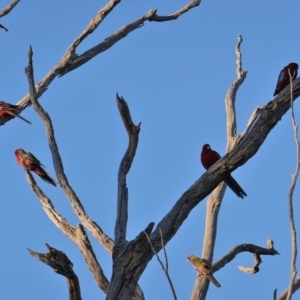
left=25, top=46, right=114, bottom=254
left=24, top=171, right=110, bottom=294
left=0, top=0, right=202, bottom=125
left=214, top=239, right=279, bottom=273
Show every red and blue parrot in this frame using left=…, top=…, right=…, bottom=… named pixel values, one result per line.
left=201, top=144, right=246, bottom=199
left=273, top=62, right=298, bottom=96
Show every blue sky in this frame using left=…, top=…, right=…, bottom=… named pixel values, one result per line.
left=1, top=0, right=300, bottom=299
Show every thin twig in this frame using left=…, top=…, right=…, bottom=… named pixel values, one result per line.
left=286, top=69, right=299, bottom=300
left=160, top=227, right=169, bottom=272
left=144, top=230, right=177, bottom=300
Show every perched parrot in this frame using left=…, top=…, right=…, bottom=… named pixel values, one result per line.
left=0, top=101, right=31, bottom=124
left=273, top=62, right=298, bottom=96
left=15, top=149, right=57, bottom=186
left=187, top=255, right=221, bottom=288
left=201, top=144, right=247, bottom=199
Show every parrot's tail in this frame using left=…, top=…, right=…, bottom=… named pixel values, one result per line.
left=35, top=167, right=57, bottom=186
left=207, top=274, right=221, bottom=288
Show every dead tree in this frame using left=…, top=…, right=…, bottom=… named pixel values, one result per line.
left=2, top=1, right=300, bottom=299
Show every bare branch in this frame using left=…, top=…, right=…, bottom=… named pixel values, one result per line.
left=65, top=0, right=121, bottom=57
left=59, top=1, right=201, bottom=76
left=115, top=94, right=140, bottom=245
left=24, top=46, right=114, bottom=253
left=144, top=228, right=177, bottom=300
left=0, top=0, right=20, bottom=18
left=213, top=240, right=279, bottom=273
left=25, top=170, right=77, bottom=239
left=190, top=241, right=277, bottom=299
left=28, top=243, right=82, bottom=300
left=286, top=70, right=299, bottom=300
left=75, top=224, right=110, bottom=294
left=65, top=0, right=200, bottom=54
left=148, top=0, right=201, bottom=22
left=201, top=184, right=226, bottom=259
left=225, top=35, right=248, bottom=143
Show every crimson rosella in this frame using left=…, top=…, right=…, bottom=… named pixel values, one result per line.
left=0, top=101, right=31, bottom=124
left=201, top=144, right=247, bottom=199
left=273, top=62, right=298, bottom=96
left=187, top=255, right=221, bottom=288
left=15, top=149, right=57, bottom=186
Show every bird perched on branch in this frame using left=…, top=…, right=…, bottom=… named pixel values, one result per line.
left=15, top=149, right=57, bottom=186
left=187, top=255, right=221, bottom=288
left=201, top=144, right=247, bottom=199
left=273, top=62, right=298, bottom=96
left=0, top=100, right=31, bottom=124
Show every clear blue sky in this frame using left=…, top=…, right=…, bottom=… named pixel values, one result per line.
left=1, top=0, right=300, bottom=299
